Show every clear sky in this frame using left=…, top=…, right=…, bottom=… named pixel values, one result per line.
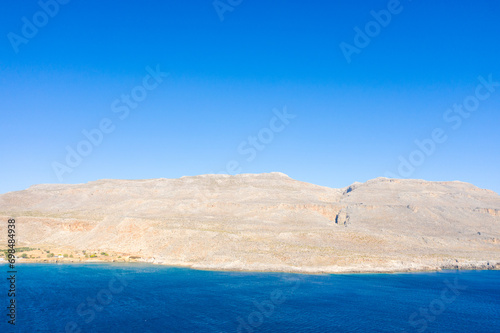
left=1, top=0, right=499, bottom=194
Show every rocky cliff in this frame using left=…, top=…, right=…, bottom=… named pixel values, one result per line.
left=1, top=173, right=499, bottom=273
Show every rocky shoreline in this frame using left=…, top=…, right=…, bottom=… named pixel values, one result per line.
left=6, top=252, right=499, bottom=275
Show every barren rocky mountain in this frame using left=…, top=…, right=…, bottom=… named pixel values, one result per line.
left=1, top=173, right=500, bottom=273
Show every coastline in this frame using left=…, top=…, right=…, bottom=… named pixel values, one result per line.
left=7, top=257, right=499, bottom=275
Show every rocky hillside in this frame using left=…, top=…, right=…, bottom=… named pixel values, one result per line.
left=1, top=173, right=499, bottom=273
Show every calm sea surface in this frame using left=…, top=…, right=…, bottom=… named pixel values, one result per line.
left=1, top=264, right=499, bottom=332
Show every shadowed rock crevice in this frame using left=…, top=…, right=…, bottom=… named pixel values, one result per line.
left=335, top=209, right=350, bottom=226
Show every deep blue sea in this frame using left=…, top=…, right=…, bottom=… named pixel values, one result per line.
left=1, top=264, right=499, bottom=333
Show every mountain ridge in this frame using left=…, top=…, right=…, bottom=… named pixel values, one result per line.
left=1, top=173, right=499, bottom=273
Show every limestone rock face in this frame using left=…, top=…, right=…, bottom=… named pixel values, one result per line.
left=1, top=173, right=499, bottom=273
left=335, top=209, right=349, bottom=226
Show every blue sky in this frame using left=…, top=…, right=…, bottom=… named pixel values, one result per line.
left=1, top=0, right=499, bottom=194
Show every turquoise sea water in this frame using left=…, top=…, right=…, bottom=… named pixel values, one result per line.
left=1, top=264, right=499, bottom=332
